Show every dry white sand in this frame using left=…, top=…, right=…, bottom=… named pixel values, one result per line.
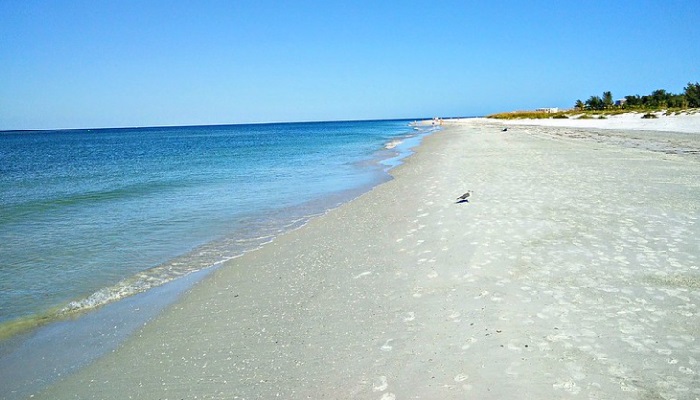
left=37, top=118, right=700, bottom=399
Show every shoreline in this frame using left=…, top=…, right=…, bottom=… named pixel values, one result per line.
left=0, top=123, right=437, bottom=399
left=0, top=122, right=433, bottom=336
left=35, top=118, right=700, bottom=399
left=0, top=122, right=425, bottom=340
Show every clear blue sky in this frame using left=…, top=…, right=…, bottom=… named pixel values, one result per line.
left=1, top=0, right=699, bottom=130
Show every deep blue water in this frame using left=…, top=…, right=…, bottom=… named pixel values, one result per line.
left=0, top=120, right=435, bottom=333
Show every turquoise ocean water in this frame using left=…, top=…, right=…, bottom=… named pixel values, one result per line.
left=0, top=120, right=434, bottom=332
left=0, top=119, right=437, bottom=398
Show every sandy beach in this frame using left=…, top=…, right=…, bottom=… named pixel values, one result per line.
left=36, top=116, right=700, bottom=399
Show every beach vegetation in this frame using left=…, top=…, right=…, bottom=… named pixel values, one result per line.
left=642, top=113, right=658, bottom=119
left=602, top=91, right=614, bottom=109
left=584, top=83, right=697, bottom=111
left=617, top=87, right=690, bottom=110
left=580, top=91, right=617, bottom=111
left=487, top=111, right=571, bottom=120
left=685, top=82, right=700, bottom=107
left=488, top=81, right=700, bottom=119
left=585, top=95, right=605, bottom=110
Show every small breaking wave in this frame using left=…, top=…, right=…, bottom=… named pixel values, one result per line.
left=385, top=124, right=440, bottom=150
left=384, top=139, right=403, bottom=149
left=0, top=209, right=331, bottom=341
left=60, top=260, right=222, bottom=314
left=60, top=210, right=327, bottom=316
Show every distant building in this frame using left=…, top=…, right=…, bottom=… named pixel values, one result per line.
left=536, top=107, right=559, bottom=113
left=615, top=99, right=627, bottom=107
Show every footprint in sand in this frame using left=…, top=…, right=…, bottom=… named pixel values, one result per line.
left=381, top=339, right=394, bottom=352
left=505, top=362, right=520, bottom=378
left=679, top=366, right=695, bottom=375
left=403, top=312, right=416, bottom=322
left=373, top=376, right=388, bottom=392
left=461, top=337, right=477, bottom=350
left=454, top=374, right=469, bottom=382
left=507, top=340, right=523, bottom=352
left=553, top=379, right=581, bottom=395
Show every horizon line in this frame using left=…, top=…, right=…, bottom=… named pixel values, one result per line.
left=0, top=115, right=483, bottom=133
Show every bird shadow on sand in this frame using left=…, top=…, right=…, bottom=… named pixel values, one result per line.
left=455, top=199, right=470, bottom=204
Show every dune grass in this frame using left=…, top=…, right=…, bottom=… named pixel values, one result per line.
left=487, top=111, right=570, bottom=120
left=487, top=107, right=699, bottom=120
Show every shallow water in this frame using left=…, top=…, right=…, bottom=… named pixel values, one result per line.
left=0, top=120, right=435, bottom=333
left=0, top=119, right=438, bottom=398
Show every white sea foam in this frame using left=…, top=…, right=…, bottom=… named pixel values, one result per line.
left=59, top=216, right=325, bottom=315
left=59, top=206, right=345, bottom=316
left=61, top=254, right=239, bottom=314
left=384, top=139, right=403, bottom=149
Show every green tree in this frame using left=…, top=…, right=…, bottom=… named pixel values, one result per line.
left=650, top=89, right=669, bottom=108
left=685, top=82, right=700, bottom=107
left=585, top=95, right=603, bottom=110
left=603, top=91, right=614, bottom=108
left=574, top=99, right=585, bottom=111
left=668, top=94, right=688, bottom=108
left=625, top=95, right=642, bottom=107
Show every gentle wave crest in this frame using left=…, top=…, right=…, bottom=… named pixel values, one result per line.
left=384, top=139, right=403, bottom=149
left=60, top=212, right=320, bottom=315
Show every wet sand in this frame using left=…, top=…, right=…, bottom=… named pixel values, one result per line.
left=37, top=119, right=700, bottom=399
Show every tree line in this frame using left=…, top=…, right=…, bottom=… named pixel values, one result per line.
left=575, top=82, right=700, bottom=111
